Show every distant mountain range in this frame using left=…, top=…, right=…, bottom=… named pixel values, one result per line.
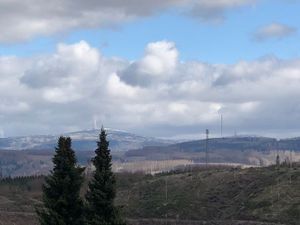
left=125, top=136, right=300, bottom=164
left=2, top=129, right=300, bottom=154
left=126, top=136, right=300, bottom=155
left=0, top=129, right=177, bottom=151
left=1, top=133, right=300, bottom=177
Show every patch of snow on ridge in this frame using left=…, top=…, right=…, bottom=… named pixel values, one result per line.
left=0, top=128, right=177, bottom=151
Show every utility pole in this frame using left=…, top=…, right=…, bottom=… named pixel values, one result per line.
left=221, top=114, right=223, bottom=138
left=289, top=150, right=293, bottom=184
left=205, top=129, right=209, bottom=168
left=290, top=150, right=293, bottom=168
left=165, top=177, right=168, bottom=202
left=165, top=177, right=168, bottom=225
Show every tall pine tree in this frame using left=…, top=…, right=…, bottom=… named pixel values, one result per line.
left=85, top=127, right=125, bottom=225
left=37, top=136, right=85, bottom=225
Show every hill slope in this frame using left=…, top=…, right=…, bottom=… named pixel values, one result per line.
left=0, top=165, right=299, bottom=225
left=117, top=165, right=300, bottom=225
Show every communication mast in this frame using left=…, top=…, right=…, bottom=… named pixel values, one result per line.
left=221, top=114, right=223, bottom=138
left=93, top=117, right=98, bottom=130
left=205, top=129, right=209, bottom=168
left=289, top=150, right=293, bottom=184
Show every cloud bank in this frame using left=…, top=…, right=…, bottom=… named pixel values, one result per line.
left=0, top=0, right=257, bottom=42
left=187, top=0, right=256, bottom=22
left=1, top=40, right=300, bottom=137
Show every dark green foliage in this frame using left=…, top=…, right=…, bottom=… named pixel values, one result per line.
left=276, top=154, right=280, bottom=168
left=37, top=137, right=85, bottom=225
left=85, top=128, right=125, bottom=225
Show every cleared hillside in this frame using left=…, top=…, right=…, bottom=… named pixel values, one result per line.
left=0, top=165, right=299, bottom=225
left=116, top=165, right=300, bottom=225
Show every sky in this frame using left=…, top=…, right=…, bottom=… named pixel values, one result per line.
left=0, top=0, right=300, bottom=139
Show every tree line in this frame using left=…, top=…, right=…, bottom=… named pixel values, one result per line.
left=37, top=127, right=125, bottom=225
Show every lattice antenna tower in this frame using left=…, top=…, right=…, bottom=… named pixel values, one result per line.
left=221, top=114, right=223, bottom=138
left=205, top=129, right=209, bottom=168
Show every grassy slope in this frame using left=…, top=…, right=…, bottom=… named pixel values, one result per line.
left=0, top=166, right=299, bottom=225
left=116, top=166, right=300, bottom=225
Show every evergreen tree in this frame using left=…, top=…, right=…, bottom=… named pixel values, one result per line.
left=276, top=154, right=280, bottom=168
left=37, top=136, right=85, bottom=225
left=85, top=127, right=125, bottom=225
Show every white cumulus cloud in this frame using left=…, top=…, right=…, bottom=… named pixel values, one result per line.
left=119, top=41, right=178, bottom=87
left=1, top=40, right=300, bottom=137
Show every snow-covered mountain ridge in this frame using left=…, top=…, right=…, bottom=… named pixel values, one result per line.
left=0, top=129, right=177, bottom=151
